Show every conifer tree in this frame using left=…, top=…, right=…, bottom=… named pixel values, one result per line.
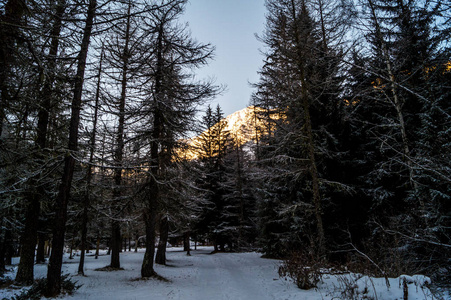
left=253, top=0, right=349, bottom=258
left=15, top=0, right=67, bottom=285
left=136, top=0, right=218, bottom=277
left=45, top=0, right=97, bottom=296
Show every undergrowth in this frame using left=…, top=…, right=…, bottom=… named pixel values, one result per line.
left=6, top=274, right=80, bottom=300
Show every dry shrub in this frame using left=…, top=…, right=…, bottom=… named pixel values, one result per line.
left=278, top=251, right=322, bottom=290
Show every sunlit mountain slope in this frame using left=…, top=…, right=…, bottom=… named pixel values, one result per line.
left=180, top=106, right=277, bottom=160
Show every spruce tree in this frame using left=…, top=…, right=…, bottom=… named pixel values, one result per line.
left=253, top=0, right=349, bottom=258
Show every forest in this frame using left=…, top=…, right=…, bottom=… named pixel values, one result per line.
left=0, top=0, right=450, bottom=298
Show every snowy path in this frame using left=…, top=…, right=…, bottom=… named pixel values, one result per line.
left=65, top=247, right=299, bottom=300
left=167, top=251, right=274, bottom=300
left=1, top=246, right=441, bottom=300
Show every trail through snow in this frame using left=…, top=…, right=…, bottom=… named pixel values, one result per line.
left=0, top=246, right=445, bottom=300
left=162, top=250, right=273, bottom=300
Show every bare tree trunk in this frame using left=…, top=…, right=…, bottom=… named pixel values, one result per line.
left=69, top=235, right=75, bottom=259
left=45, top=0, right=96, bottom=296
left=45, top=240, right=50, bottom=257
left=141, top=206, right=157, bottom=277
left=4, top=228, right=13, bottom=265
left=15, top=0, right=66, bottom=285
left=155, top=216, right=168, bottom=265
left=15, top=193, right=39, bottom=285
left=110, top=220, right=121, bottom=268
left=109, top=0, right=132, bottom=269
left=0, top=218, right=5, bottom=273
left=95, top=235, right=100, bottom=259
left=141, top=23, right=164, bottom=279
left=78, top=44, right=103, bottom=275
left=184, top=232, right=191, bottom=256
left=141, top=126, right=160, bottom=276
left=135, top=233, right=139, bottom=252
left=36, top=232, right=46, bottom=263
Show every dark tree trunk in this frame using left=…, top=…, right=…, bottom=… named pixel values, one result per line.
left=0, top=218, right=5, bottom=273
left=69, top=235, right=75, bottom=259
left=141, top=207, right=157, bottom=277
left=109, top=0, right=131, bottom=269
left=15, top=190, right=40, bottom=285
left=301, top=82, right=325, bottom=257
left=0, top=249, right=4, bottom=275
left=95, top=235, right=100, bottom=259
left=183, top=232, right=190, bottom=253
left=155, top=216, right=168, bottom=265
left=16, top=1, right=66, bottom=285
left=77, top=201, right=88, bottom=272
left=45, top=240, right=50, bottom=257
left=77, top=202, right=88, bottom=273
left=110, top=220, right=121, bottom=268
left=36, top=233, right=46, bottom=263
left=141, top=23, right=164, bottom=279
left=45, top=0, right=96, bottom=296
left=78, top=44, right=103, bottom=276
left=135, top=233, right=139, bottom=252
left=15, top=193, right=40, bottom=285
left=4, top=228, right=13, bottom=265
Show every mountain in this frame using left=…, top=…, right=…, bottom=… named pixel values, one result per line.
left=180, top=106, right=275, bottom=160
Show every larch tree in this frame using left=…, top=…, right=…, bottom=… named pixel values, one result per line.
left=78, top=42, right=105, bottom=275
left=136, top=0, right=218, bottom=277
left=15, top=0, right=68, bottom=285
left=101, top=0, right=138, bottom=270
left=45, top=0, right=97, bottom=296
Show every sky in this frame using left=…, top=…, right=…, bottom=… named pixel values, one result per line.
left=181, top=0, right=267, bottom=117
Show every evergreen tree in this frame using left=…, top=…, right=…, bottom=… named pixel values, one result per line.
left=193, top=105, right=232, bottom=251
left=345, top=0, right=450, bottom=276
left=252, top=0, right=349, bottom=258
left=220, top=135, right=258, bottom=250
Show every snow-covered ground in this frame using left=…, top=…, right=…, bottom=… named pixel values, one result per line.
left=0, top=247, right=447, bottom=300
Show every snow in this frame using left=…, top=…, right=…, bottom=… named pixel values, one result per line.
left=400, top=274, right=432, bottom=287
left=0, top=247, right=445, bottom=300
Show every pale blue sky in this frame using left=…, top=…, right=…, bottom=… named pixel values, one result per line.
left=182, top=0, right=267, bottom=117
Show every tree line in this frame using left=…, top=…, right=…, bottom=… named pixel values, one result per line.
left=250, top=0, right=450, bottom=288
left=0, top=0, right=450, bottom=297
left=0, top=0, right=219, bottom=296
